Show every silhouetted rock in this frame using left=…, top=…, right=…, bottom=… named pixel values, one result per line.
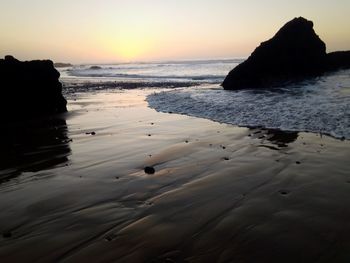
left=0, top=56, right=67, bottom=121
left=54, top=62, right=72, bottom=68
left=223, top=17, right=350, bottom=90
left=326, top=51, right=350, bottom=71
left=89, top=66, right=102, bottom=70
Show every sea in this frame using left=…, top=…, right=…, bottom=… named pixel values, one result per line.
left=59, top=59, right=350, bottom=140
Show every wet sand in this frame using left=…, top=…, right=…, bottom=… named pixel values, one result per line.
left=0, top=89, right=350, bottom=262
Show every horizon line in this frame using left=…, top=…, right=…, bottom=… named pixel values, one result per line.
left=52, top=56, right=248, bottom=66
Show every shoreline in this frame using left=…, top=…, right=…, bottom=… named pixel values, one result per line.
left=1, top=89, right=350, bottom=262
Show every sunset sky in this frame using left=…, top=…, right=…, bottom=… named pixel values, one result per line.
left=1, top=0, right=349, bottom=63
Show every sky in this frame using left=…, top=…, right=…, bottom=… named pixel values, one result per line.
left=0, top=0, right=349, bottom=63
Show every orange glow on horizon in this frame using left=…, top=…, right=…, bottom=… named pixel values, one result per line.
left=106, top=37, right=153, bottom=61
left=0, top=0, right=349, bottom=63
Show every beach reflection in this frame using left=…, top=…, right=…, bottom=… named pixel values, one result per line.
left=249, top=128, right=299, bottom=147
left=0, top=117, right=71, bottom=183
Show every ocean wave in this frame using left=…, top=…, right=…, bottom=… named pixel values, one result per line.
left=63, top=59, right=240, bottom=83
left=147, top=70, right=350, bottom=139
left=67, top=70, right=225, bottom=82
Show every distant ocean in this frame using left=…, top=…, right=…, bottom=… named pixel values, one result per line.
left=60, top=59, right=240, bottom=84
left=59, top=59, right=350, bottom=139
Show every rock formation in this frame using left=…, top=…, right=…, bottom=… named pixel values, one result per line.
left=327, top=51, right=350, bottom=71
left=54, top=62, right=72, bottom=68
left=223, top=17, right=350, bottom=90
left=0, top=56, right=67, bottom=121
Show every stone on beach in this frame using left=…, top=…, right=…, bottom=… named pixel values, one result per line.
left=144, top=166, right=155, bottom=174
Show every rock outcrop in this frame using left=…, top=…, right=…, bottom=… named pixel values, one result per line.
left=326, top=51, right=350, bottom=71
left=223, top=17, right=350, bottom=90
left=53, top=62, right=72, bottom=68
left=0, top=56, right=67, bottom=121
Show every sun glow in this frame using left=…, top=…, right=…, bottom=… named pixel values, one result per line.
left=115, top=39, right=149, bottom=60
left=102, top=29, right=155, bottom=61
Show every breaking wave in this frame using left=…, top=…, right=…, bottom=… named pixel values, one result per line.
left=63, top=59, right=241, bottom=84
left=147, top=70, right=350, bottom=139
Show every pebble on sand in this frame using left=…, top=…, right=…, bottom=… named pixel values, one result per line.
left=2, top=232, right=12, bottom=238
left=279, top=190, right=290, bottom=195
left=144, top=166, right=155, bottom=174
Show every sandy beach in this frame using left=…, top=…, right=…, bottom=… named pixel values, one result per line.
left=0, top=88, right=349, bottom=262
left=2, top=0, right=350, bottom=261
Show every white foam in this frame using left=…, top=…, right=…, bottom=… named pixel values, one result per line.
left=148, top=70, right=350, bottom=139
left=64, top=59, right=240, bottom=83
